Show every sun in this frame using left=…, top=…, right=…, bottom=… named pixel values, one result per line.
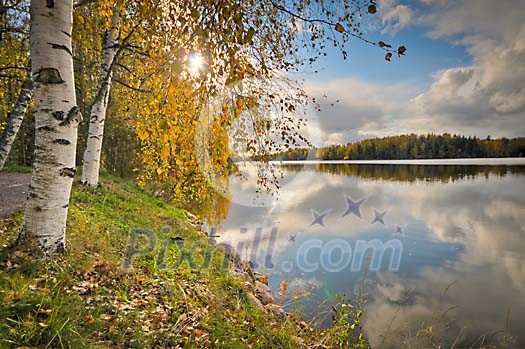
left=189, top=53, right=203, bottom=74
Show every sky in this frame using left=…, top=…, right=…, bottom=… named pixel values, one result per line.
left=299, top=0, right=525, bottom=146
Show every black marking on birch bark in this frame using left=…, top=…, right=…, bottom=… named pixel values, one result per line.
left=56, top=241, right=66, bottom=253
left=34, top=206, right=42, bottom=212
left=52, top=111, right=64, bottom=121
left=62, top=204, right=69, bottom=208
left=61, top=30, right=71, bottom=38
left=48, top=43, right=72, bottom=56
left=59, top=167, right=76, bottom=178
left=2, top=129, right=14, bottom=137
left=46, top=0, right=54, bottom=8
left=59, top=106, right=82, bottom=126
left=89, top=135, right=101, bottom=140
left=37, top=125, right=56, bottom=132
left=29, top=192, right=38, bottom=198
left=53, top=138, right=71, bottom=145
left=35, top=68, right=63, bottom=84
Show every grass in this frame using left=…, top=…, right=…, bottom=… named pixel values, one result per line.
left=0, top=174, right=311, bottom=348
left=0, top=164, right=31, bottom=173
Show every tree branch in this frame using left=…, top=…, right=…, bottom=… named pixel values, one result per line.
left=115, top=61, right=132, bottom=73
left=0, top=66, right=29, bottom=72
left=113, top=78, right=151, bottom=93
left=268, top=0, right=397, bottom=53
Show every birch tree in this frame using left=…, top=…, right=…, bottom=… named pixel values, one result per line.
left=0, top=73, right=32, bottom=169
left=18, top=0, right=81, bottom=253
left=81, top=9, right=119, bottom=186
left=0, top=0, right=30, bottom=169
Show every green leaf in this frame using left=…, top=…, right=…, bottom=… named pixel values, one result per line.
left=234, top=12, right=242, bottom=25
left=245, top=27, right=255, bottom=43
left=159, top=119, right=169, bottom=129
left=191, top=8, right=199, bottom=20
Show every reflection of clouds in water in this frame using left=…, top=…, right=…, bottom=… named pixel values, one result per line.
left=365, top=260, right=525, bottom=348
left=361, top=175, right=525, bottom=347
left=229, top=164, right=340, bottom=208
left=219, top=165, right=525, bottom=346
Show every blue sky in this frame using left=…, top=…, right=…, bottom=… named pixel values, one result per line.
left=314, top=29, right=472, bottom=85
left=299, top=0, right=525, bottom=146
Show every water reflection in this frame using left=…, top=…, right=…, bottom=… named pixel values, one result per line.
left=212, top=164, right=525, bottom=348
left=284, top=163, right=525, bottom=183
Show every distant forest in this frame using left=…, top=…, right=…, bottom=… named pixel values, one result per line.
left=273, top=134, right=525, bottom=160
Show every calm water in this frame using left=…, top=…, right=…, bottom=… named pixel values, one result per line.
left=212, top=162, right=525, bottom=348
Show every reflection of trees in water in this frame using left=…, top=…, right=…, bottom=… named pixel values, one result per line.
left=202, top=190, right=232, bottom=227
left=148, top=173, right=232, bottom=227
left=283, top=164, right=525, bottom=183
left=183, top=185, right=232, bottom=227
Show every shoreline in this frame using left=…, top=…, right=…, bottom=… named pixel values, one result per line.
left=267, top=157, right=525, bottom=166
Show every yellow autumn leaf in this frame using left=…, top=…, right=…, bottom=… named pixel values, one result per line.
left=161, top=144, right=170, bottom=160
left=137, top=128, right=149, bottom=141
left=234, top=107, right=242, bottom=117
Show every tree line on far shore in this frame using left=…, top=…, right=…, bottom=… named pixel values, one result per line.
left=272, top=134, right=525, bottom=160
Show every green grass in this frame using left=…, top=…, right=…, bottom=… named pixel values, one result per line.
left=0, top=164, right=31, bottom=173
left=0, top=174, right=316, bottom=348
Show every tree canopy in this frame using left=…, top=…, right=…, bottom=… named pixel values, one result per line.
left=274, top=134, right=525, bottom=161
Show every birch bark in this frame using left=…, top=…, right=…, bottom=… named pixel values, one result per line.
left=81, top=11, right=119, bottom=186
left=0, top=74, right=32, bottom=169
left=19, top=0, right=80, bottom=253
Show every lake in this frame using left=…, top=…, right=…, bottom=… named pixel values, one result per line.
left=210, top=161, right=525, bottom=348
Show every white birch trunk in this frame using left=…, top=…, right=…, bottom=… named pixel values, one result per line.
left=19, top=0, right=81, bottom=253
left=81, top=11, right=119, bottom=186
left=0, top=74, right=32, bottom=169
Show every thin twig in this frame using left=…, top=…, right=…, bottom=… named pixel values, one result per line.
left=0, top=65, right=29, bottom=72
left=268, top=0, right=397, bottom=53
left=113, top=78, right=151, bottom=93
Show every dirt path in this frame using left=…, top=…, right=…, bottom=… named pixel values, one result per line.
left=0, top=172, right=31, bottom=219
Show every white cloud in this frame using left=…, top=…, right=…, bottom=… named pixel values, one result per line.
left=379, top=0, right=414, bottom=35
left=304, top=78, right=420, bottom=145
left=410, top=1, right=525, bottom=136
left=305, top=1, right=525, bottom=143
